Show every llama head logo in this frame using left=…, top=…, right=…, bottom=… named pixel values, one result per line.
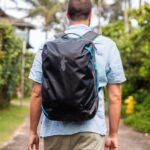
left=60, top=57, right=68, bottom=71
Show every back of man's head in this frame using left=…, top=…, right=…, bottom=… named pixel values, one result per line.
left=67, top=0, right=92, bottom=21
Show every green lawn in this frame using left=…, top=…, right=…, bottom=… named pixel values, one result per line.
left=0, top=105, right=29, bottom=146
left=12, top=97, right=30, bottom=103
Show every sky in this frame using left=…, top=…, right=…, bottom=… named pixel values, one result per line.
left=0, top=0, right=150, bottom=52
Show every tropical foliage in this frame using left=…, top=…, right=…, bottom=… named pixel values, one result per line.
left=0, top=21, right=34, bottom=108
left=103, top=5, right=150, bottom=99
left=23, top=0, right=61, bottom=39
left=102, top=5, right=150, bottom=132
left=0, top=21, right=22, bottom=107
left=24, top=52, right=34, bottom=96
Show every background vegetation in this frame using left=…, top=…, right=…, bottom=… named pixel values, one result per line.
left=0, top=0, right=149, bottom=139
left=0, top=22, right=22, bottom=107
left=0, top=22, right=34, bottom=108
left=102, top=5, right=150, bottom=132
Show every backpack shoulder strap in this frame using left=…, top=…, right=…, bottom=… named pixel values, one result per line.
left=83, top=31, right=100, bottom=41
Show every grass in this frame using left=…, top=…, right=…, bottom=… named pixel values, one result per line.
left=105, top=95, right=150, bottom=133
left=124, top=111, right=150, bottom=133
left=12, top=97, right=30, bottom=103
left=0, top=104, right=29, bottom=146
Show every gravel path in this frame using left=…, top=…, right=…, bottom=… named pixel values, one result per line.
left=1, top=118, right=150, bottom=150
left=118, top=120, right=150, bottom=150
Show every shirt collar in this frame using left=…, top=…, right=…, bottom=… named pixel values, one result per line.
left=67, top=24, right=92, bottom=31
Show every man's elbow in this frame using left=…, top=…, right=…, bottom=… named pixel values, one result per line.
left=31, top=91, right=42, bottom=99
left=109, top=94, right=122, bottom=105
left=31, top=83, right=42, bottom=100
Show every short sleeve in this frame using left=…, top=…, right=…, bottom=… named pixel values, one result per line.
left=106, top=42, right=126, bottom=84
left=28, top=48, right=43, bottom=84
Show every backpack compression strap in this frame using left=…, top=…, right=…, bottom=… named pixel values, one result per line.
left=83, top=31, right=102, bottom=92
left=83, top=31, right=100, bottom=42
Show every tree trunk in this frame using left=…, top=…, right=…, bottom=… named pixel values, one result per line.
left=20, top=40, right=26, bottom=105
left=44, top=19, right=49, bottom=40
left=128, top=0, right=131, bottom=9
left=45, top=25, right=48, bottom=40
left=0, top=29, right=3, bottom=51
left=128, top=0, right=131, bottom=32
left=98, top=0, right=102, bottom=34
left=139, top=0, right=142, bottom=9
left=124, top=0, right=129, bottom=33
left=45, top=31, right=48, bottom=40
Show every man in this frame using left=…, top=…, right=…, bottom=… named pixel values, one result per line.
left=28, top=0, right=126, bottom=150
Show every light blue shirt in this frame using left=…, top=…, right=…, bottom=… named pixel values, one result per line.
left=29, top=24, right=126, bottom=137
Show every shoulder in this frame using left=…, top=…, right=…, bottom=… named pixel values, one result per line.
left=94, top=35, right=116, bottom=48
left=94, top=35, right=118, bottom=56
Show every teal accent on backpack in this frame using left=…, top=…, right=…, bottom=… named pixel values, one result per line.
left=85, top=46, right=99, bottom=93
left=94, top=62, right=99, bottom=93
left=85, top=46, right=94, bottom=57
left=41, top=105, right=48, bottom=117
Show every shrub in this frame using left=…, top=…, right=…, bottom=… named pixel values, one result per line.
left=0, top=21, right=22, bottom=108
left=124, top=111, right=150, bottom=133
left=142, top=96, right=150, bottom=111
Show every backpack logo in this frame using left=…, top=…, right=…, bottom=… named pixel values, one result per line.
left=61, top=57, right=68, bottom=71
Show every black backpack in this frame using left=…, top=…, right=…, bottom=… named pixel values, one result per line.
left=41, top=31, right=99, bottom=122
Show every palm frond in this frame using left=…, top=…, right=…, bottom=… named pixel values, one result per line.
left=38, top=0, right=52, bottom=6
left=8, top=7, right=31, bottom=12
left=26, top=6, right=45, bottom=17
left=46, top=3, right=61, bottom=25
left=93, top=0, right=99, bottom=5
left=22, top=0, right=40, bottom=7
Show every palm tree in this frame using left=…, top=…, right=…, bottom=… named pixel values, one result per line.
left=93, top=0, right=102, bottom=33
left=23, top=0, right=60, bottom=39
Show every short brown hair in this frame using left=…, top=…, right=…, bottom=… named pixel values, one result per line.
left=67, top=0, right=92, bottom=21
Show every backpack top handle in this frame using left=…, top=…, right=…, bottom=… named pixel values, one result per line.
left=56, top=31, right=99, bottom=42
left=61, top=33, right=82, bottom=39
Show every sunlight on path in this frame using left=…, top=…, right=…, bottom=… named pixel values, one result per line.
left=1, top=118, right=150, bottom=150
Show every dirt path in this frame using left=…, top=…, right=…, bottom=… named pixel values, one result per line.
left=118, top=120, right=150, bottom=150
left=1, top=118, right=150, bottom=150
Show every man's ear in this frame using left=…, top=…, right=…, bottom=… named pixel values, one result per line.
left=89, top=10, right=92, bottom=18
left=88, top=11, right=92, bottom=26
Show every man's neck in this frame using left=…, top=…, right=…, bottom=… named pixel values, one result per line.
left=70, top=20, right=90, bottom=26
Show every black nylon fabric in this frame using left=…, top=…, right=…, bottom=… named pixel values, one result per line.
left=42, top=32, right=99, bottom=121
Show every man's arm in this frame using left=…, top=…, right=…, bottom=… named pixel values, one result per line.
left=28, top=83, right=42, bottom=150
left=105, top=84, right=122, bottom=150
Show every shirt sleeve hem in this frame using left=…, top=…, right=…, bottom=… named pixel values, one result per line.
left=28, top=77, right=42, bottom=84
left=107, top=78, right=126, bottom=84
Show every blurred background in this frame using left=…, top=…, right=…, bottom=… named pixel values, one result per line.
left=0, top=0, right=150, bottom=149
